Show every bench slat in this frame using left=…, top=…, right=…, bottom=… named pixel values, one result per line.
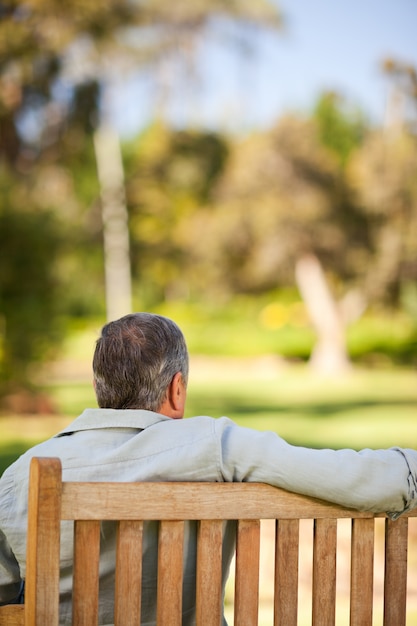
left=350, top=517, right=374, bottom=625
left=73, top=520, right=100, bottom=626
left=157, top=520, right=184, bottom=626
left=312, top=518, right=337, bottom=626
left=196, top=520, right=223, bottom=626
left=274, top=518, right=299, bottom=626
left=115, top=520, right=143, bottom=626
left=384, top=517, right=408, bottom=626
left=234, top=519, right=260, bottom=626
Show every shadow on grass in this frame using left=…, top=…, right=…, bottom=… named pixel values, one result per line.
left=186, top=393, right=417, bottom=419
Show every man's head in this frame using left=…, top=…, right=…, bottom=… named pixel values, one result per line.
left=93, top=313, right=189, bottom=416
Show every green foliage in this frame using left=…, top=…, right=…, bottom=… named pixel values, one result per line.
left=0, top=204, right=64, bottom=390
left=0, top=131, right=104, bottom=394
left=125, top=123, right=230, bottom=301
left=184, top=114, right=371, bottom=296
left=0, top=0, right=281, bottom=165
left=155, top=297, right=417, bottom=364
left=313, top=92, right=367, bottom=166
left=348, top=129, right=417, bottom=305
left=347, top=311, right=417, bottom=365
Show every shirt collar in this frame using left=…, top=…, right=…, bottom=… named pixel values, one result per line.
left=55, top=407, right=171, bottom=436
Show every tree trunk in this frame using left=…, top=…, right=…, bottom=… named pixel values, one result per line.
left=94, top=125, right=132, bottom=322
left=295, top=254, right=350, bottom=374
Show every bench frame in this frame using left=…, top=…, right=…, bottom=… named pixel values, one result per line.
left=0, top=456, right=416, bottom=625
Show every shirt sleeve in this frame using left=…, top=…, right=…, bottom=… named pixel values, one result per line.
left=0, top=467, right=23, bottom=602
left=216, top=417, right=417, bottom=519
left=0, top=530, right=21, bottom=603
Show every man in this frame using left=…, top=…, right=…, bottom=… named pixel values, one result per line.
left=1, top=312, right=416, bottom=624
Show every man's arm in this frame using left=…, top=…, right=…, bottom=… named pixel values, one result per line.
left=217, top=417, right=417, bottom=519
left=0, top=462, right=24, bottom=605
left=0, top=529, right=22, bottom=604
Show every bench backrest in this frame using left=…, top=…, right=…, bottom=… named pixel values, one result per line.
left=0, top=456, right=416, bottom=625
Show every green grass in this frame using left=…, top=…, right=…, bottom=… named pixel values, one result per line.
left=186, top=363, right=417, bottom=449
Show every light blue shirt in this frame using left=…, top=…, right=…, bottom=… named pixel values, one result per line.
left=1, top=408, right=417, bottom=624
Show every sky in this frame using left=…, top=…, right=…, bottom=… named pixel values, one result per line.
left=109, top=0, right=417, bottom=136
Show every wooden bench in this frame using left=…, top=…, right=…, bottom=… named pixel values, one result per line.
left=0, top=456, right=416, bottom=625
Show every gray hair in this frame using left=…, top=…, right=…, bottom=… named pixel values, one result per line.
left=93, top=313, right=189, bottom=411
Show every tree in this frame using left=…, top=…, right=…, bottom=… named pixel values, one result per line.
left=0, top=190, right=63, bottom=395
left=313, top=92, right=367, bottom=168
left=183, top=113, right=372, bottom=371
left=0, top=0, right=283, bottom=397
left=381, top=58, right=417, bottom=132
left=187, top=114, right=368, bottom=290
left=347, top=128, right=417, bottom=307
left=0, top=0, right=282, bottom=166
left=124, top=122, right=229, bottom=302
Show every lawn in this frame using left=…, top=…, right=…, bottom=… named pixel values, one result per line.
left=186, top=358, right=417, bottom=450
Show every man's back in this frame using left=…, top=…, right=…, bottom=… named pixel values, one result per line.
left=0, top=409, right=236, bottom=624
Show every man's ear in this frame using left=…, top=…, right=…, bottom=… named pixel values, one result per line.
left=159, top=371, right=186, bottom=419
left=172, top=371, right=185, bottom=410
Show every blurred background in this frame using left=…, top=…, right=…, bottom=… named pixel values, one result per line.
left=0, top=0, right=416, bottom=458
